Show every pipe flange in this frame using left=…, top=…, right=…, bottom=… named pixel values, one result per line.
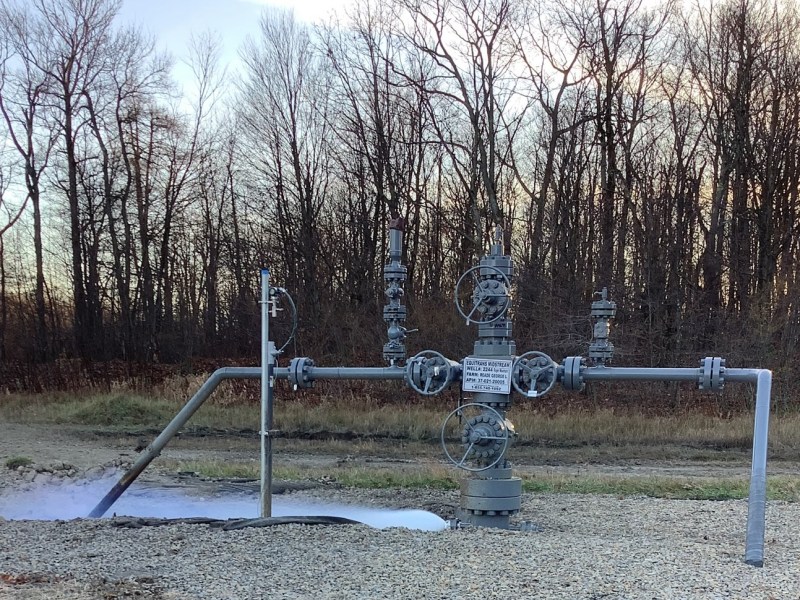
left=698, top=356, right=726, bottom=392
left=562, top=356, right=585, bottom=391
left=289, top=357, right=315, bottom=390
left=713, top=357, right=726, bottom=390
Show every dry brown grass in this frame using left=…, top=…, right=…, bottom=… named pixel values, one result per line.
left=2, top=373, right=799, bottom=458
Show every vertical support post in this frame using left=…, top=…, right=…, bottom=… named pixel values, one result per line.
left=745, top=369, right=772, bottom=566
left=260, top=269, right=273, bottom=518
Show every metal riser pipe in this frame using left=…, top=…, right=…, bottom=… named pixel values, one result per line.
left=745, top=369, right=772, bottom=567
left=579, top=365, right=772, bottom=566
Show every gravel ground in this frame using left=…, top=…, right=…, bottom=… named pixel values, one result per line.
left=1, top=423, right=799, bottom=599
left=1, top=489, right=799, bottom=599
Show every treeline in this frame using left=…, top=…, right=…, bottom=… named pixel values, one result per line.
left=1, top=0, right=799, bottom=379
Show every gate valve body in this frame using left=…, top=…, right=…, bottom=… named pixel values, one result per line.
left=454, top=265, right=511, bottom=325
left=589, top=288, right=616, bottom=365
left=406, top=350, right=460, bottom=395
left=512, top=351, right=558, bottom=398
left=441, top=403, right=513, bottom=472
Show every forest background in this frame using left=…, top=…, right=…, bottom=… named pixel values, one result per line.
left=0, top=0, right=797, bottom=408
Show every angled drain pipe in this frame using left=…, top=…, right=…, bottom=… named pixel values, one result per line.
left=86, top=364, right=406, bottom=519
left=88, top=367, right=260, bottom=519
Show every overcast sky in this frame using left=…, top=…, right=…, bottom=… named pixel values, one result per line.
left=117, top=0, right=350, bottom=82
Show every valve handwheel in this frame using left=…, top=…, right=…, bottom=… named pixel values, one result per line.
left=512, top=351, right=558, bottom=398
left=440, top=403, right=511, bottom=472
left=454, top=266, right=511, bottom=325
left=406, top=350, right=456, bottom=396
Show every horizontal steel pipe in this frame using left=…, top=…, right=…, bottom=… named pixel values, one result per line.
left=273, top=366, right=407, bottom=381
left=723, top=369, right=765, bottom=384
left=579, top=366, right=763, bottom=385
left=580, top=367, right=699, bottom=382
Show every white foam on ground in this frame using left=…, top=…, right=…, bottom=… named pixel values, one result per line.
left=0, top=475, right=447, bottom=531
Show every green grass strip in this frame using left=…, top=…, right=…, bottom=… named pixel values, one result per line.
left=162, top=459, right=800, bottom=501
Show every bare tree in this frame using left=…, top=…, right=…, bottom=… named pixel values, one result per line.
left=239, top=9, right=333, bottom=324
left=391, top=0, right=521, bottom=261
left=0, top=6, right=57, bottom=361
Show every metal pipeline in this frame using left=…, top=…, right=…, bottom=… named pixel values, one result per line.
left=580, top=365, right=773, bottom=566
left=581, top=367, right=698, bottom=382
left=88, top=365, right=407, bottom=518
left=88, top=367, right=261, bottom=518
left=744, top=369, right=772, bottom=567
left=274, top=366, right=407, bottom=381
left=89, top=359, right=773, bottom=566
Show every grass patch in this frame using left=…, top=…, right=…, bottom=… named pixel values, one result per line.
left=0, top=391, right=259, bottom=431
left=65, top=394, right=177, bottom=427
left=522, top=473, right=800, bottom=501
left=5, top=456, right=33, bottom=469
left=280, top=465, right=460, bottom=490
left=169, top=459, right=260, bottom=480
left=161, top=459, right=460, bottom=490
left=157, top=458, right=800, bottom=501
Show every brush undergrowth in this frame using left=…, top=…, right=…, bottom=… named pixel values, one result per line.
left=2, top=388, right=799, bottom=456
left=4, top=385, right=798, bottom=500
left=5, top=456, right=33, bottom=469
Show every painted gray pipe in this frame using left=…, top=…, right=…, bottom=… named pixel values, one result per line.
left=580, top=366, right=766, bottom=384
left=88, top=367, right=261, bottom=518
left=581, top=367, right=698, bottom=382
left=581, top=365, right=773, bottom=567
left=260, top=270, right=273, bottom=518
left=88, top=365, right=408, bottom=517
left=273, top=366, right=407, bottom=381
left=744, top=369, right=772, bottom=567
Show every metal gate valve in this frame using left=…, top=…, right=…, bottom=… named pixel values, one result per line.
left=441, top=403, right=512, bottom=472
left=454, top=265, right=511, bottom=325
left=512, top=351, right=558, bottom=397
left=406, top=350, right=460, bottom=395
left=588, top=288, right=616, bottom=365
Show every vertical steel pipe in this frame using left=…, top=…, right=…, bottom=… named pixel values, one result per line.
left=260, top=269, right=273, bottom=518
left=745, top=369, right=772, bottom=567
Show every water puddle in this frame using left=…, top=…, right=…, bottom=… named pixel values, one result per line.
left=0, top=475, right=447, bottom=531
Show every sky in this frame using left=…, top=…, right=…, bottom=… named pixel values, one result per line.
left=117, top=0, right=352, bottom=83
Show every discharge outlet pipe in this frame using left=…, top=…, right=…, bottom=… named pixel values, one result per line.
left=578, top=365, right=772, bottom=567
left=88, top=367, right=261, bottom=518
left=88, top=365, right=407, bottom=518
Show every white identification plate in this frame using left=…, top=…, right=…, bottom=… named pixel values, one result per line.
left=461, top=357, right=513, bottom=393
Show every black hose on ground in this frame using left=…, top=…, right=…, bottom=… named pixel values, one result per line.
left=108, top=515, right=361, bottom=529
